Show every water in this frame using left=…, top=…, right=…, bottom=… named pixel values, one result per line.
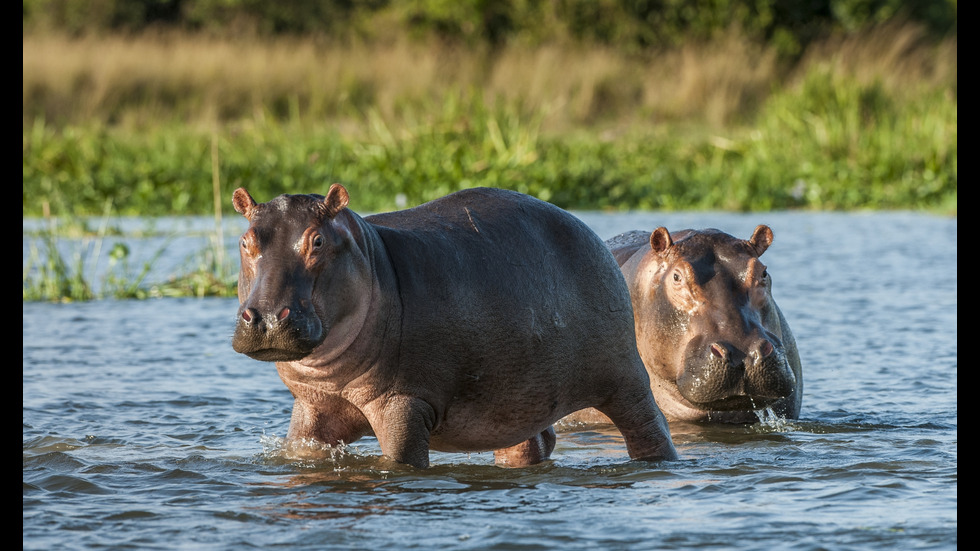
left=23, top=210, right=957, bottom=550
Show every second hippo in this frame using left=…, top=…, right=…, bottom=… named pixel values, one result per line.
left=568, top=225, right=802, bottom=425
left=231, top=185, right=678, bottom=468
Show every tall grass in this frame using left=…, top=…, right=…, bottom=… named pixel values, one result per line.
left=23, top=67, right=957, bottom=216
left=23, top=216, right=239, bottom=301
left=23, top=225, right=93, bottom=302
left=23, top=136, right=240, bottom=301
left=24, top=23, right=954, bottom=133
left=22, top=23, right=956, bottom=300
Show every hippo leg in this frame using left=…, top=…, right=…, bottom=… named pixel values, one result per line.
left=370, top=396, right=438, bottom=469
left=597, top=389, right=679, bottom=461
left=493, top=426, right=557, bottom=467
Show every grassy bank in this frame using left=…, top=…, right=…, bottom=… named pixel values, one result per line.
left=22, top=24, right=956, bottom=300
left=23, top=24, right=956, bottom=217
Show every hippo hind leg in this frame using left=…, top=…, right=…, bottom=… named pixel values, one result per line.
left=598, top=388, right=679, bottom=461
left=493, top=426, right=557, bottom=467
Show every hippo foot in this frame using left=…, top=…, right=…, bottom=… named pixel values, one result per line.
left=492, top=427, right=557, bottom=467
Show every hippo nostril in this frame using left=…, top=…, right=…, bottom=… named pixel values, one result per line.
left=710, top=343, right=727, bottom=359
left=278, top=307, right=290, bottom=321
left=759, top=340, right=774, bottom=358
left=241, top=308, right=257, bottom=324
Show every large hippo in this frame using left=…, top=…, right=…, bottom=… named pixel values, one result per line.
left=230, top=184, right=678, bottom=468
left=568, top=225, right=802, bottom=425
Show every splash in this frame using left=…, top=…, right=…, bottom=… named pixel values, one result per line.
left=752, top=406, right=795, bottom=432
left=259, top=433, right=357, bottom=464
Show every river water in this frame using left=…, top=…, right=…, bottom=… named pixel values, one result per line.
left=23, top=209, right=957, bottom=550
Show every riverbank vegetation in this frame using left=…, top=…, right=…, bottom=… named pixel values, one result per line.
left=23, top=0, right=956, bottom=300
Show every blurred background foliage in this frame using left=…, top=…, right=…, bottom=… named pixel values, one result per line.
left=23, top=0, right=956, bottom=216
left=23, top=0, right=956, bottom=55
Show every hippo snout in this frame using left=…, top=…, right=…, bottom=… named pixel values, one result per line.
left=678, top=336, right=796, bottom=410
left=709, top=339, right=775, bottom=368
left=232, top=302, right=325, bottom=362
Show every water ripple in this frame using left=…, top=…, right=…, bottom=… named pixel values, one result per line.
left=23, top=213, right=957, bottom=550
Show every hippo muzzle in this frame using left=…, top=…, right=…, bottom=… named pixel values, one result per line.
left=232, top=299, right=325, bottom=362
left=676, top=332, right=797, bottom=411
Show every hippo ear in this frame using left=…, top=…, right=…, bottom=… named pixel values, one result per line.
left=650, top=227, right=673, bottom=254
left=232, top=188, right=258, bottom=220
left=324, top=184, right=350, bottom=217
left=749, top=225, right=773, bottom=256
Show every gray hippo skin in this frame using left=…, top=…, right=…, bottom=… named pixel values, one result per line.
left=569, top=225, right=802, bottom=425
left=231, top=184, right=678, bottom=468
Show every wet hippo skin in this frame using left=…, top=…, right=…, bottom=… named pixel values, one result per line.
left=231, top=184, right=678, bottom=468
left=565, top=225, right=803, bottom=425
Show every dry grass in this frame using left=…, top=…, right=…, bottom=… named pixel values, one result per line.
left=792, top=22, right=956, bottom=93
left=23, top=23, right=955, bottom=134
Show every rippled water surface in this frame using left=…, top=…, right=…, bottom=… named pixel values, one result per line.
left=23, top=210, right=956, bottom=550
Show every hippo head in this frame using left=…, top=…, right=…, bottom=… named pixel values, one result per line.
left=231, top=184, right=360, bottom=362
left=634, top=225, right=799, bottom=420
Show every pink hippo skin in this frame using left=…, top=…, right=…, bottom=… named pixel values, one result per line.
left=231, top=185, right=678, bottom=468
left=565, top=225, right=802, bottom=425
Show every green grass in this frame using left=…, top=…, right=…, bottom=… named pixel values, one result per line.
left=23, top=222, right=239, bottom=301
left=23, top=175, right=239, bottom=302
left=22, top=26, right=956, bottom=301
left=23, top=68, right=956, bottom=218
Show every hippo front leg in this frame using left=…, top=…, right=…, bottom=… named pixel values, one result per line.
left=370, top=396, right=438, bottom=469
left=493, top=426, right=557, bottom=467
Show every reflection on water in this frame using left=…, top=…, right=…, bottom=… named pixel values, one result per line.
left=23, top=211, right=956, bottom=550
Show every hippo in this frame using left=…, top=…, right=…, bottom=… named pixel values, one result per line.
left=230, top=184, right=678, bottom=468
left=566, top=225, right=802, bottom=425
